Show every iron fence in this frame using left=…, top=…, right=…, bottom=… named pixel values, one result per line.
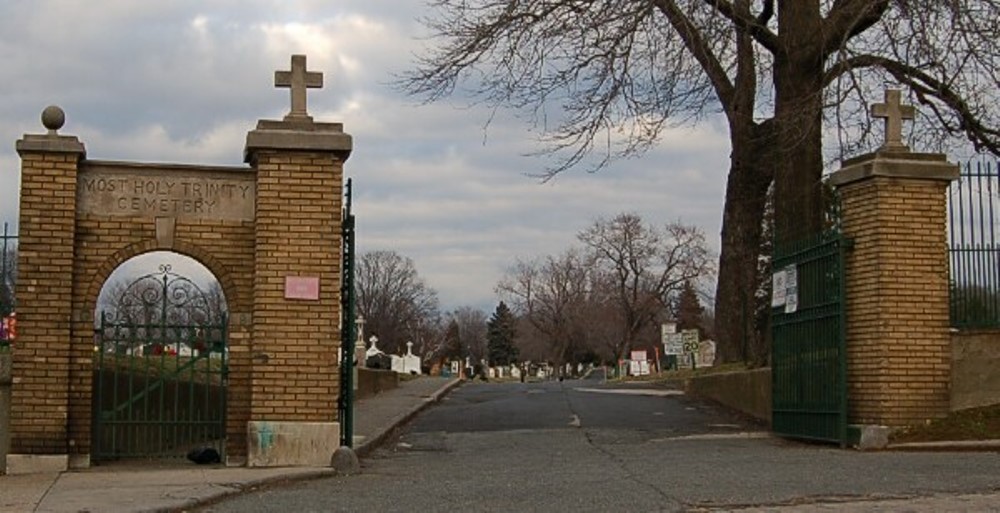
left=1, top=222, right=16, bottom=349
left=948, top=160, right=1000, bottom=328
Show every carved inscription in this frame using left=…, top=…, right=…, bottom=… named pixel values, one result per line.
left=77, top=166, right=255, bottom=221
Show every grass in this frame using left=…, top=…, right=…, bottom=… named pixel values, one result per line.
left=890, top=403, right=1000, bottom=443
left=611, top=362, right=752, bottom=384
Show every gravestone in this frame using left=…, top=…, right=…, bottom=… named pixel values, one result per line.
left=390, top=341, right=422, bottom=375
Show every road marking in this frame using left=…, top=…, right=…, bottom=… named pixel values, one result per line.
left=569, top=414, right=581, bottom=427
left=573, top=387, right=684, bottom=397
left=650, top=432, right=771, bottom=442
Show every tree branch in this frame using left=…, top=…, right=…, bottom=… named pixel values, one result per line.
left=824, top=54, right=1000, bottom=155
left=822, top=0, right=890, bottom=57
left=699, top=0, right=779, bottom=53
left=651, top=0, right=735, bottom=113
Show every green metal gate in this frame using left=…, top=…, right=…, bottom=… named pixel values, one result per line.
left=771, top=232, right=848, bottom=445
left=93, top=265, right=228, bottom=460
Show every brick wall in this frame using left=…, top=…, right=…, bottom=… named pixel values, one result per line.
left=251, top=151, right=342, bottom=421
left=11, top=152, right=80, bottom=454
left=838, top=171, right=953, bottom=426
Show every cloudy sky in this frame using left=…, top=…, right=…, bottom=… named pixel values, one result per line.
left=0, top=0, right=731, bottom=312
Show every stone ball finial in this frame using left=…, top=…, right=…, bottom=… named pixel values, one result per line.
left=41, top=105, right=66, bottom=133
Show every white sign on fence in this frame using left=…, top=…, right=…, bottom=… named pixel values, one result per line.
left=772, top=269, right=787, bottom=307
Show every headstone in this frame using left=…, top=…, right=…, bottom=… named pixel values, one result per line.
left=365, top=337, right=391, bottom=369
left=696, top=340, right=717, bottom=368
left=391, top=341, right=422, bottom=375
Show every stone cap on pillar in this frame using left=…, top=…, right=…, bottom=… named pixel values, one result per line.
left=244, top=55, right=353, bottom=164
left=16, top=105, right=86, bottom=158
left=829, top=90, right=958, bottom=188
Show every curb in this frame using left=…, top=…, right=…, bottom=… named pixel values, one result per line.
left=886, top=439, right=1000, bottom=452
left=355, top=378, right=463, bottom=459
left=151, top=468, right=335, bottom=513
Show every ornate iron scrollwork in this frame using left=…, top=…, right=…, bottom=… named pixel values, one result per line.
left=112, top=264, right=218, bottom=326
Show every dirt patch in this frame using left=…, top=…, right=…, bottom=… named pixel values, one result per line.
left=890, top=403, right=1000, bottom=443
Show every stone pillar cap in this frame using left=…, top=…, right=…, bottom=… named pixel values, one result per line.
left=243, top=120, right=353, bottom=163
left=829, top=150, right=958, bottom=188
left=16, top=105, right=86, bottom=157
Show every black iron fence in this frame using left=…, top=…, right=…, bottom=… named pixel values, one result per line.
left=948, top=160, right=1000, bottom=328
left=1, top=223, right=16, bottom=349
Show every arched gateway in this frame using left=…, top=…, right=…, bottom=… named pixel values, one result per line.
left=7, top=55, right=353, bottom=472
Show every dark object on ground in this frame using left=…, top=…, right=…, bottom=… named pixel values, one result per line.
left=367, top=354, right=392, bottom=369
left=187, top=446, right=221, bottom=464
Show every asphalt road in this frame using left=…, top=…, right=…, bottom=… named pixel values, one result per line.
left=199, top=374, right=1000, bottom=512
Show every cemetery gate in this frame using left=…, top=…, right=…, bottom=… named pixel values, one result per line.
left=771, top=231, right=848, bottom=446
left=92, top=265, right=227, bottom=460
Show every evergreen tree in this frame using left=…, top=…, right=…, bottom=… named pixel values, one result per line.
left=486, top=301, right=518, bottom=366
left=674, top=281, right=705, bottom=339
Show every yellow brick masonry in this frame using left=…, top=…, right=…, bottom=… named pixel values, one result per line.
left=839, top=174, right=952, bottom=427
left=251, top=152, right=342, bottom=421
left=11, top=152, right=80, bottom=454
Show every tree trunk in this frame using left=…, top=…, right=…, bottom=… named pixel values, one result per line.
left=713, top=122, right=774, bottom=364
left=773, top=2, right=825, bottom=243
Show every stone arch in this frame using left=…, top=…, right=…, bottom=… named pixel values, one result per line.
left=81, top=238, right=243, bottom=321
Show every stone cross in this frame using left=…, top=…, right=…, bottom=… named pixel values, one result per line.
left=275, top=54, right=323, bottom=121
left=871, top=89, right=915, bottom=151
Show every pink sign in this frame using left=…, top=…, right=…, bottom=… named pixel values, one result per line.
left=284, top=276, right=320, bottom=300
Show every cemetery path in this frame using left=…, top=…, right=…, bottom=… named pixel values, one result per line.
left=198, top=376, right=1000, bottom=512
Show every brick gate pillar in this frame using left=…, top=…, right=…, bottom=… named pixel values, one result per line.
left=243, top=55, right=352, bottom=467
left=7, top=107, right=86, bottom=473
left=829, top=90, right=958, bottom=433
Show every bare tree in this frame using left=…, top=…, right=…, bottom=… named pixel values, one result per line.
left=497, top=249, right=592, bottom=372
left=401, top=1, right=1000, bottom=363
left=447, top=306, right=489, bottom=365
left=578, top=214, right=713, bottom=363
left=357, top=250, right=440, bottom=355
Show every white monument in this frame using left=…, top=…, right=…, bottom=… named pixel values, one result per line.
left=391, top=341, right=422, bottom=375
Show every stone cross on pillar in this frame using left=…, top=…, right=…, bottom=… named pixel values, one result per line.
left=871, top=89, right=916, bottom=151
left=275, top=54, right=323, bottom=122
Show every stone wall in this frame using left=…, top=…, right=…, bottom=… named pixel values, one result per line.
left=685, top=368, right=771, bottom=423
left=951, top=330, right=1000, bottom=411
left=357, top=368, right=399, bottom=400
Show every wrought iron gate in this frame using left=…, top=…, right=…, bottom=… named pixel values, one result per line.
left=93, top=265, right=228, bottom=460
left=771, top=232, right=848, bottom=445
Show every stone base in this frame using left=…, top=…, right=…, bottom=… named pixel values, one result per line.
left=68, top=454, right=90, bottom=470
left=247, top=421, right=339, bottom=467
left=848, top=424, right=891, bottom=450
left=4, top=454, right=69, bottom=475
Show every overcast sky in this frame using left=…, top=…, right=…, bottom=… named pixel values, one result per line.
left=0, top=0, right=731, bottom=312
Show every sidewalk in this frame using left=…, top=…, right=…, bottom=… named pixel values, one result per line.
left=0, top=376, right=461, bottom=513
